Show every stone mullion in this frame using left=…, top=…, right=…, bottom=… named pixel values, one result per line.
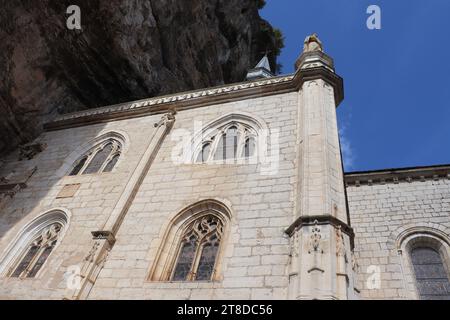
left=207, top=130, right=223, bottom=162
left=23, top=242, right=44, bottom=278
left=79, top=148, right=98, bottom=175
left=235, top=125, right=247, bottom=160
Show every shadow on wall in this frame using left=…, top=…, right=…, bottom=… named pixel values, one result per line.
left=0, top=119, right=111, bottom=292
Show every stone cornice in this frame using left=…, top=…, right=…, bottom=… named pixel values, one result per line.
left=345, top=164, right=450, bottom=187
left=44, top=66, right=344, bottom=131
left=285, top=215, right=355, bottom=249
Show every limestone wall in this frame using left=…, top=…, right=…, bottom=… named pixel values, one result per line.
left=347, top=177, right=450, bottom=299
left=0, top=92, right=299, bottom=300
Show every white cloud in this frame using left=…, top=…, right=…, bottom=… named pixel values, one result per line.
left=339, top=123, right=356, bottom=171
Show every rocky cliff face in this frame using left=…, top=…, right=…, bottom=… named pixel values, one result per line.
left=0, top=0, right=280, bottom=155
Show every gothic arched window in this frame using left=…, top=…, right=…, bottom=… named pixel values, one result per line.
left=410, top=246, right=450, bottom=300
left=68, top=139, right=121, bottom=176
left=171, top=215, right=223, bottom=281
left=10, top=223, right=62, bottom=278
left=195, top=122, right=258, bottom=163
left=0, top=209, right=69, bottom=278
left=148, top=200, right=231, bottom=282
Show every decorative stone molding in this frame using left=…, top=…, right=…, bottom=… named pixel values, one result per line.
left=18, top=142, right=47, bottom=161
left=336, top=226, right=346, bottom=258
left=308, top=220, right=323, bottom=254
left=285, top=215, right=355, bottom=250
left=44, top=64, right=344, bottom=131
left=345, top=164, right=450, bottom=187
left=387, top=222, right=450, bottom=251
left=91, top=230, right=116, bottom=245
left=154, top=110, right=176, bottom=128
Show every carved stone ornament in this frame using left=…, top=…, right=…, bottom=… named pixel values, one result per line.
left=84, top=241, right=101, bottom=263
left=351, top=251, right=359, bottom=272
left=308, top=220, right=323, bottom=254
left=154, top=110, right=176, bottom=128
left=303, top=33, right=323, bottom=53
left=336, top=226, right=346, bottom=258
left=18, top=142, right=47, bottom=161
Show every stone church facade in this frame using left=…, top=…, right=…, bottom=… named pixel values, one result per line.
left=0, top=35, right=449, bottom=300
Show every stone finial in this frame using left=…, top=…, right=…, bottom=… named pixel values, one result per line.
left=295, top=33, right=334, bottom=72
left=303, top=33, right=323, bottom=53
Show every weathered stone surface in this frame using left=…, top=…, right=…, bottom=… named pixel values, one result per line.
left=0, top=0, right=280, bottom=154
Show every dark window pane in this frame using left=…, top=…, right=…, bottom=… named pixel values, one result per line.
left=11, top=245, right=39, bottom=277
left=69, top=157, right=87, bottom=176
left=195, top=241, right=219, bottom=281
left=103, top=154, right=120, bottom=173
left=411, top=247, right=450, bottom=300
left=197, top=143, right=211, bottom=163
left=224, top=127, right=238, bottom=159
left=172, top=236, right=197, bottom=281
left=412, top=247, right=444, bottom=264
left=243, top=137, right=256, bottom=158
left=84, top=144, right=113, bottom=174
left=28, top=245, right=54, bottom=278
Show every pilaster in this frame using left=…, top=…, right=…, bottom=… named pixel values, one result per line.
left=288, top=35, right=357, bottom=300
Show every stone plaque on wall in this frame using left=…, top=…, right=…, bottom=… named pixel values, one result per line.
left=57, top=184, right=81, bottom=199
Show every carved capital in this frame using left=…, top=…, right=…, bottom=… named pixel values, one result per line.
left=154, top=110, right=176, bottom=128
left=91, top=230, right=116, bottom=245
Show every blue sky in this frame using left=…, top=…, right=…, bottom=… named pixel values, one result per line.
left=261, top=0, right=450, bottom=172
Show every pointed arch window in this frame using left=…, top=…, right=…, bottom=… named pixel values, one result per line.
left=0, top=210, right=69, bottom=279
left=171, top=215, right=223, bottom=281
left=195, top=122, right=258, bottom=163
left=10, top=224, right=62, bottom=278
left=148, top=200, right=231, bottom=282
left=68, top=139, right=121, bottom=176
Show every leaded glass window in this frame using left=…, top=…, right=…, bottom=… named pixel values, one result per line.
left=196, top=143, right=211, bottom=163
left=171, top=215, right=223, bottom=281
left=69, top=139, right=121, bottom=175
left=411, top=247, right=450, bottom=300
left=10, top=223, right=62, bottom=278
left=84, top=143, right=113, bottom=174
left=243, top=137, right=256, bottom=158
left=196, top=122, right=258, bottom=163
left=69, top=156, right=87, bottom=176
left=172, top=235, right=198, bottom=281
left=103, top=154, right=120, bottom=173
